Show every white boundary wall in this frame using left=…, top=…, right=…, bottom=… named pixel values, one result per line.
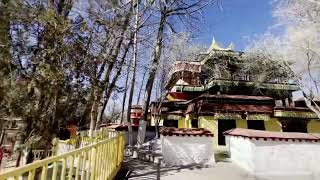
left=161, top=135, right=215, bottom=166
left=225, top=136, right=255, bottom=173
left=226, top=135, right=320, bottom=180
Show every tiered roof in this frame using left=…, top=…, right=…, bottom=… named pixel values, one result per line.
left=155, top=38, right=317, bottom=121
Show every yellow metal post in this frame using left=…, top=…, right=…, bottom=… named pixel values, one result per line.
left=80, top=151, right=87, bottom=180
left=52, top=161, right=59, bottom=180
left=27, top=169, right=35, bottom=180
left=61, top=158, right=67, bottom=180
left=40, top=165, right=48, bottom=180
left=68, top=155, right=75, bottom=180
left=75, top=153, right=82, bottom=180
left=90, top=148, right=96, bottom=180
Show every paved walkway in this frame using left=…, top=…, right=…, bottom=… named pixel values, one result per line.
left=161, top=162, right=255, bottom=180
left=117, top=156, right=256, bottom=180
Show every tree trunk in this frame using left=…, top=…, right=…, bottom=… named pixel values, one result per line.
left=13, top=119, right=27, bottom=167
left=127, top=0, right=139, bottom=146
left=80, top=91, right=94, bottom=127
left=93, top=11, right=132, bottom=129
left=136, top=67, right=147, bottom=105
left=96, top=38, right=133, bottom=128
left=89, top=89, right=100, bottom=137
left=140, top=11, right=167, bottom=146
left=304, top=96, right=320, bottom=119
left=155, top=116, right=160, bottom=138
left=120, top=56, right=132, bottom=124
left=95, top=92, right=106, bottom=129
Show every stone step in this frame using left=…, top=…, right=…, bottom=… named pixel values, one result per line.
left=137, top=151, right=163, bottom=164
left=126, top=148, right=163, bottom=165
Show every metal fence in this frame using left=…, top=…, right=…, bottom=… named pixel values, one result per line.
left=0, top=132, right=125, bottom=180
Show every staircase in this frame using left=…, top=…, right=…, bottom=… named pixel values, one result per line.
left=126, top=139, right=163, bottom=165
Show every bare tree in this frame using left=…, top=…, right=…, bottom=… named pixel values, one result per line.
left=139, top=0, right=215, bottom=146
left=87, top=3, right=135, bottom=136
left=126, top=0, right=140, bottom=146
left=136, top=67, right=148, bottom=105
left=102, top=100, right=122, bottom=124
left=95, top=34, right=133, bottom=129
left=246, top=0, right=320, bottom=118
left=120, top=56, right=132, bottom=124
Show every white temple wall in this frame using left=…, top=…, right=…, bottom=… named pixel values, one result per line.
left=226, top=136, right=255, bottom=173
left=161, top=136, right=215, bottom=166
left=227, top=135, right=320, bottom=180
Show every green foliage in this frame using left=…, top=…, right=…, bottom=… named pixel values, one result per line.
left=244, top=53, right=295, bottom=83
left=0, top=0, right=137, bottom=152
left=203, top=51, right=246, bottom=79
left=0, top=1, right=94, bottom=150
left=203, top=50, right=295, bottom=83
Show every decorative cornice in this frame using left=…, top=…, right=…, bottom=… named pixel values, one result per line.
left=274, top=110, right=318, bottom=119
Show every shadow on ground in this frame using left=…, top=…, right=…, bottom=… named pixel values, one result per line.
left=115, top=156, right=212, bottom=180
left=214, top=151, right=231, bottom=162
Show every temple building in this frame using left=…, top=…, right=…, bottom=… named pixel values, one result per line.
left=150, top=39, right=320, bottom=150
left=130, top=105, right=143, bottom=126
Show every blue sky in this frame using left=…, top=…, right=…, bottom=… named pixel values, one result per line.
left=109, top=0, right=279, bottom=107
left=198, top=0, right=274, bottom=51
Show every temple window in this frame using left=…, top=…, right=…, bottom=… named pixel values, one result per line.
left=275, top=100, right=283, bottom=107
left=191, top=119, right=198, bottom=128
left=281, top=119, right=308, bottom=133
left=247, top=120, right=265, bottom=131
left=163, top=120, right=178, bottom=128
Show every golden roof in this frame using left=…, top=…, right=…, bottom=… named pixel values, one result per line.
left=207, top=37, right=235, bottom=52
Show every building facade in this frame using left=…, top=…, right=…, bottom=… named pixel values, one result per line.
left=150, top=40, right=320, bottom=150
left=130, top=105, right=143, bottom=126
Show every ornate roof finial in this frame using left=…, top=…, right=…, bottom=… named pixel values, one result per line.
left=207, top=36, right=235, bottom=53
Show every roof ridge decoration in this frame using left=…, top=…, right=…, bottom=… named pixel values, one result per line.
left=160, top=127, right=214, bottom=137
left=175, top=79, right=190, bottom=86
left=207, top=36, right=235, bottom=53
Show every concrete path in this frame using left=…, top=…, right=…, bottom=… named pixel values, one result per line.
left=118, top=156, right=256, bottom=180
left=161, top=162, right=255, bottom=180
